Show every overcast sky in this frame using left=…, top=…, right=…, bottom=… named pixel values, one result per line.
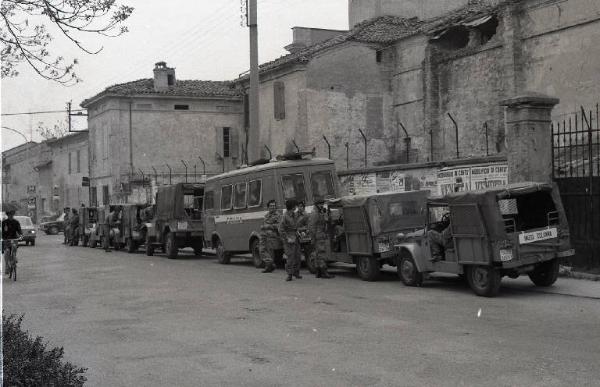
left=1, top=0, right=348, bottom=151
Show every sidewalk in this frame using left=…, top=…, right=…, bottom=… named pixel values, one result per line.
left=559, top=265, right=600, bottom=282
left=503, top=275, right=600, bottom=299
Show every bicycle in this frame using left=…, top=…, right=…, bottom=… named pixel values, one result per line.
left=4, top=238, right=21, bottom=281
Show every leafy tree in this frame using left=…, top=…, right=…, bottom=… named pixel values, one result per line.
left=0, top=0, right=133, bottom=84
left=37, top=119, right=68, bottom=140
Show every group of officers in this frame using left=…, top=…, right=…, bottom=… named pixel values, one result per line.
left=62, top=206, right=81, bottom=246
left=260, top=198, right=335, bottom=281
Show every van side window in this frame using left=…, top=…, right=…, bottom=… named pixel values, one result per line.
left=248, top=180, right=262, bottom=207
left=311, top=171, right=336, bottom=202
left=221, top=185, right=233, bottom=211
left=204, top=191, right=214, bottom=210
left=234, top=182, right=247, bottom=209
left=281, top=174, right=307, bottom=203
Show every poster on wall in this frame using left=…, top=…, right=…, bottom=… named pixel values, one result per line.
left=389, top=171, right=405, bottom=192
left=470, top=164, right=508, bottom=190
left=354, top=173, right=377, bottom=195
left=437, top=167, right=471, bottom=195
left=376, top=172, right=391, bottom=193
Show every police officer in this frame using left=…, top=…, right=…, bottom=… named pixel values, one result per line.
left=308, top=199, right=334, bottom=278
left=279, top=199, right=301, bottom=281
left=259, top=200, right=281, bottom=273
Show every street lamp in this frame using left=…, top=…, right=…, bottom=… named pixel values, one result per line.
left=2, top=126, right=29, bottom=143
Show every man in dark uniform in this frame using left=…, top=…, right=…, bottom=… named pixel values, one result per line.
left=308, top=199, right=334, bottom=278
left=279, top=199, right=301, bottom=281
left=295, top=201, right=312, bottom=264
left=2, top=210, right=22, bottom=273
left=69, top=208, right=80, bottom=246
left=259, top=200, right=281, bottom=273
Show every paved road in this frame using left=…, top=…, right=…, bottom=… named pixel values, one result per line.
left=3, top=234, right=600, bottom=387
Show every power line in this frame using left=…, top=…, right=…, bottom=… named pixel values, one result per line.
left=1, top=109, right=85, bottom=117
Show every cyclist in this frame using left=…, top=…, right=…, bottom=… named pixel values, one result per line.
left=2, top=210, right=22, bottom=275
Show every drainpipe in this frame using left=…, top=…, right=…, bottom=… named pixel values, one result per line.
left=292, top=139, right=301, bottom=153
left=358, top=129, right=367, bottom=168
left=447, top=113, right=459, bottom=159
left=165, top=164, right=172, bottom=185
left=344, top=142, right=349, bottom=169
left=322, top=135, right=331, bottom=159
left=483, top=122, right=489, bottom=156
left=264, top=145, right=272, bottom=160
left=398, top=122, right=411, bottom=164
left=181, top=160, right=188, bottom=183
left=198, top=156, right=206, bottom=177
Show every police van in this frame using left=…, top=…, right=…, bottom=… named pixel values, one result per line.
left=203, top=153, right=339, bottom=266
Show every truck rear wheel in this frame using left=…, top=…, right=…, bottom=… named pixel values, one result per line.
left=251, top=239, right=263, bottom=268
left=145, top=237, right=154, bottom=256
left=90, top=238, right=97, bottom=248
left=466, top=265, right=501, bottom=297
left=398, top=255, right=423, bottom=287
left=528, top=259, right=559, bottom=287
left=126, top=238, right=136, bottom=253
left=165, top=232, right=178, bottom=259
left=356, top=256, right=380, bottom=281
left=305, top=251, right=317, bottom=274
left=216, top=240, right=231, bottom=264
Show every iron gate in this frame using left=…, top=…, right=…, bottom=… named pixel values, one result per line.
left=552, top=104, right=600, bottom=269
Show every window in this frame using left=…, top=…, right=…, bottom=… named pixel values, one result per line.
left=376, top=50, right=382, bottom=63
left=76, top=150, right=81, bottom=173
left=281, top=174, right=306, bottom=203
left=102, top=185, right=109, bottom=205
left=223, top=127, right=231, bottom=157
left=68, top=152, right=72, bottom=174
left=248, top=180, right=262, bottom=208
left=274, top=81, right=285, bottom=120
left=221, top=185, right=233, bottom=210
left=311, top=171, right=335, bottom=202
left=90, top=187, right=98, bottom=207
left=174, top=104, right=189, bottom=110
left=167, top=74, right=175, bottom=86
left=204, top=191, right=214, bottom=210
left=183, top=189, right=203, bottom=220
left=234, top=182, right=247, bottom=209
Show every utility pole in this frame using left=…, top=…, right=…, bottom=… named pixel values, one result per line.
left=247, top=0, right=260, bottom=163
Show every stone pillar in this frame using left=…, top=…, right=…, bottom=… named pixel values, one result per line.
left=500, top=93, right=559, bottom=183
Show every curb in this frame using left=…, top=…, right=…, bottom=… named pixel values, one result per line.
left=559, top=266, right=600, bottom=282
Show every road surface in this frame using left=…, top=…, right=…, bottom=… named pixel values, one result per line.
left=3, top=234, right=600, bottom=386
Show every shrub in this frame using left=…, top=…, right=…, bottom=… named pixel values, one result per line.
left=2, top=314, right=87, bottom=386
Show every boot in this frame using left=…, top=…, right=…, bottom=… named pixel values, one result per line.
left=286, top=274, right=293, bottom=281
left=315, top=268, right=322, bottom=278
left=262, top=264, right=274, bottom=273
left=321, top=269, right=335, bottom=279
left=293, top=271, right=302, bottom=279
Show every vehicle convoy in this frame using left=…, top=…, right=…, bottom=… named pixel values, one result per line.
left=146, top=183, right=204, bottom=259
left=203, top=153, right=339, bottom=266
left=78, top=207, right=98, bottom=246
left=95, top=205, right=125, bottom=250
left=14, top=216, right=36, bottom=246
left=122, top=203, right=152, bottom=253
left=39, top=213, right=65, bottom=235
left=394, top=182, right=575, bottom=297
left=319, top=191, right=429, bottom=280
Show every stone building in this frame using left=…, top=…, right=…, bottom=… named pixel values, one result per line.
left=236, top=0, right=600, bottom=169
left=80, top=62, right=243, bottom=205
left=2, top=131, right=89, bottom=221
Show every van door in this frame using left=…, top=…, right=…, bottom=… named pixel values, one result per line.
left=343, top=206, right=372, bottom=256
left=449, top=203, right=490, bottom=265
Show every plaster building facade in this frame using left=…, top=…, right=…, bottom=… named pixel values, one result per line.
left=2, top=142, right=41, bottom=219
left=81, top=62, right=243, bottom=205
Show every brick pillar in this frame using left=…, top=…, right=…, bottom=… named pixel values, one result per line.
left=500, top=93, right=559, bottom=183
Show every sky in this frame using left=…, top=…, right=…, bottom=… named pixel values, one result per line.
left=1, top=0, right=348, bottom=151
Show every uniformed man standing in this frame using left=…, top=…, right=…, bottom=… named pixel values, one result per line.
left=296, top=201, right=311, bottom=263
left=308, top=199, right=334, bottom=278
left=69, top=208, right=79, bottom=246
left=63, top=207, right=71, bottom=245
left=279, top=199, right=301, bottom=281
left=259, top=200, right=281, bottom=273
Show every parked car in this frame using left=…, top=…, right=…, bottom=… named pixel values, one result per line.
left=14, top=216, right=36, bottom=246
left=146, top=183, right=204, bottom=259
left=39, top=213, right=65, bottom=235
left=395, top=182, right=575, bottom=297
left=318, top=190, right=429, bottom=280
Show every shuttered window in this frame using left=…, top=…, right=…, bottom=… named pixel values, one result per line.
left=274, top=81, right=285, bottom=120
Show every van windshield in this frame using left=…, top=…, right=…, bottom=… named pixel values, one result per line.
left=498, top=191, right=558, bottom=232
left=311, top=171, right=336, bottom=202
left=281, top=174, right=307, bottom=203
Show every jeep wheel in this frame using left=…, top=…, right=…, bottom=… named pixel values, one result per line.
left=528, top=259, right=559, bottom=287
left=165, top=232, right=178, bottom=259
left=466, top=265, right=502, bottom=297
left=90, top=238, right=97, bottom=248
left=216, top=240, right=231, bottom=264
left=356, top=256, right=380, bottom=281
left=193, top=246, right=203, bottom=256
left=126, top=238, right=136, bottom=253
left=251, top=239, right=263, bottom=268
left=30, top=240, right=36, bottom=247
left=305, top=251, right=317, bottom=274
left=398, top=255, right=423, bottom=287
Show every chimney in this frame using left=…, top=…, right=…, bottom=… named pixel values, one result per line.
left=284, top=27, right=347, bottom=54
left=153, top=61, right=176, bottom=92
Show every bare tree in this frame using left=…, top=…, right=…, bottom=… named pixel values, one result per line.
left=0, top=0, right=133, bottom=84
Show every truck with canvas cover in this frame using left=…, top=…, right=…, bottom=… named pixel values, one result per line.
left=321, top=190, right=429, bottom=281
left=145, top=183, right=204, bottom=259
left=395, top=182, right=575, bottom=297
left=122, top=204, right=151, bottom=253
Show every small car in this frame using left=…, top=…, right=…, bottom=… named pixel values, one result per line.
left=14, top=216, right=36, bottom=246
left=39, top=213, right=65, bottom=235
left=395, top=182, right=575, bottom=297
